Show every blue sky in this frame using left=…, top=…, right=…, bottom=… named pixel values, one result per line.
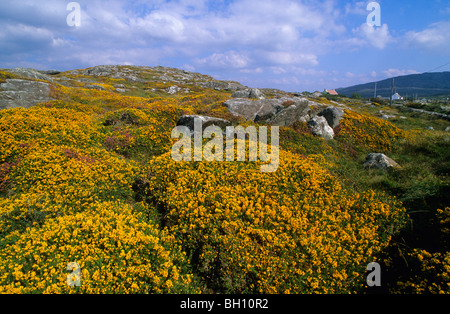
left=0, top=0, right=449, bottom=92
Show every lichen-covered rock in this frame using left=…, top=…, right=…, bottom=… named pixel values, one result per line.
left=224, top=98, right=284, bottom=122
left=0, top=79, right=53, bottom=109
left=363, top=153, right=401, bottom=170
left=307, top=116, right=335, bottom=140
left=318, top=106, right=345, bottom=128
left=232, top=88, right=266, bottom=99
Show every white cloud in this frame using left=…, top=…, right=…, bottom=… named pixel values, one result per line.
left=240, top=67, right=263, bottom=74
left=383, top=68, right=419, bottom=77
left=405, top=21, right=450, bottom=54
left=195, top=51, right=250, bottom=70
left=130, top=12, right=185, bottom=42
left=353, top=23, right=393, bottom=49
left=4, top=0, right=438, bottom=93
left=345, top=71, right=356, bottom=78
left=345, top=1, right=368, bottom=16
left=263, top=52, right=318, bottom=66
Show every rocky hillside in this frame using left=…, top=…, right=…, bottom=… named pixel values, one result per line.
left=0, top=65, right=449, bottom=294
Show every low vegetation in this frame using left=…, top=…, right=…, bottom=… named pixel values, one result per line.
left=0, top=66, right=448, bottom=294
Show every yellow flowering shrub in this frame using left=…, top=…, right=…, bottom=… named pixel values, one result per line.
left=51, top=84, right=148, bottom=113
left=391, top=207, right=450, bottom=294
left=0, top=107, right=102, bottom=164
left=0, top=145, right=138, bottom=236
left=394, top=249, right=450, bottom=294
left=336, top=110, right=406, bottom=153
left=0, top=201, right=197, bottom=294
left=1, top=66, right=444, bottom=294
left=102, top=105, right=182, bottom=158
left=438, top=207, right=450, bottom=238
left=140, top=148, right=407, bottom=293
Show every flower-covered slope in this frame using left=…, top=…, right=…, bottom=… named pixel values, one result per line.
left=0, top=66, right=448, bottom=294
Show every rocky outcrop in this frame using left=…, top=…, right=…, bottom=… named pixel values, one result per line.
left=307, top=116, right=335, bottom=140
left=232, top=88, right=266, bottom=99
left=318, top=106, right=345, bottom=128
left=198, top=80, right=246, bottom=91
left=85, top=84, right=106, bottom=90
left=0, top=79, right=53, bottom=109
left=38, top=70, right=60, bottom=75
left=223, top=96, right=345, bottom=139
left=166, top=85, right=181, bottom=95
left=224, top=97, right=325, bottom=125
left=7, top=68, right=54, bottom=82
left=176, top=115, right=231, bottom=135
left=363, top=153, right=401, bottom=170
left=223, top=98, right=285, bottom=122
left=268, top=98, right=319, bottom=126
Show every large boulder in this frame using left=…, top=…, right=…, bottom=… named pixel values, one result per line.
left=224, top=98, right=284, bottom=122
left=363, top=153, right=401, bottom=170
left=38, top=70, right=60, bottom=75
left=307, top=116, right=335, bottom=140
left=224, top=97, right=325, bottom=127
left=318, top=106, right=345, bottom=128
left=232, top=88, right=266, bottom=99
left=268, top=98, right=321, bottom=126
left=0, top=79, right=53, bottom=109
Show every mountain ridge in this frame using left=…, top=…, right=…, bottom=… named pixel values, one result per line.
left=336, top=71, right=450, bottom=98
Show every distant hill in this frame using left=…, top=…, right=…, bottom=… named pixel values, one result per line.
left=336, top=72, right=450, bottom=99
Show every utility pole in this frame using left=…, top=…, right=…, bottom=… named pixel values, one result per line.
left=390, top=78, right=394, bottom=106
left=374, top=82, right=377, bottom=98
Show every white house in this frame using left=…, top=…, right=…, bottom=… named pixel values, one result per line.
left=392, top=93, right=403, bottom=100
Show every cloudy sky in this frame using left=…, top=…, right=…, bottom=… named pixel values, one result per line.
left=1, top=0, right=449, bottom=92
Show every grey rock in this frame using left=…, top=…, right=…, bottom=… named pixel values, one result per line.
left=115, top=88, right=127, bottom=93
left=224, top=97, right=325, bottom=127
left=232, top=88, right=266, bottom=99
left=318, top=106, right=345, bottom=128
left=38, top=70, right=60, bottom=75
left=307, top=116, right=335, bottom=140
left=166, top=85, right=181, bottom=95
left=312, top=91, right=322, bottom=97
left=268, top=98, right=319, bottom=126
left=0, top=79, right=53, bottom=109
left=224, top=98, right=283, bottom=122
left=75, top=65, right=146, bottom=83
left=446, top=126, right=450, bottom=132
left=8, top=68, right=54, bottom=82
left=84, top=65, right=118, bottom=76
left=177, top=115, right=231, bottom=135
left=381, top=114, right=396, bottom=120
left=363, top=153, right=401, bottom=170
left=85, top=84, right=106, bottom=90
left=199, top=81, right=246, bottom=91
